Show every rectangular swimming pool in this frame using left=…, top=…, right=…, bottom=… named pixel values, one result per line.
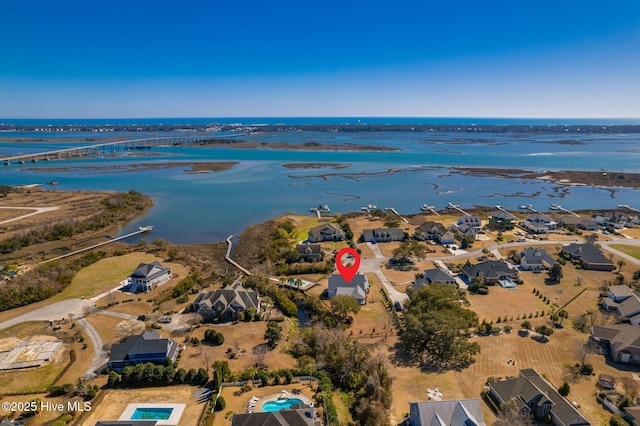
left=131, top=407, right=173, bottom=420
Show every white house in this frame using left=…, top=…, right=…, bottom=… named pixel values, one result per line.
left=127, top=261, right=172, bottom=293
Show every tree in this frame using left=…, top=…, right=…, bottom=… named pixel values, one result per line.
left=535, top=325, right=554, bottom=337
left=547, top=263, right=563, bottom=283
left=383, top=214, right=401, bottom=228
left=392, top=240, right=426, bottom=264
left=265, top=320, right=283, bottom=348
left=400, top=285, right=479, bottom=370
left=558, top=382, right=570, bottom=396
left=521, top=320, right=532, bottom=330
left=330, top=295, right=361, bottom=323
left=617, top=260, right=626, bottom=274
left=107, top=371, right=120, bottom=387
left=610, top=414, right=630, bottom=426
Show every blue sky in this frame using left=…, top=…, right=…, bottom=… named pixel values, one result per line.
left=1, top=0, right=639, bottom=118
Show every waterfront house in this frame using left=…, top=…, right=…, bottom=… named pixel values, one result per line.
left=231, top=404, right=319, bottom=425
left=308, top=223, right=345, bottom=243
left=557, top=216, right=599, bottom=231
left=462, top=260, right=518, bottom=285
left=457, top=215, right=482, bottom=231
left=601, top=285, right=640, bottom=325
left=488, top=369, right=590, bottom=425
left=295, top=243, right=323, bottom=261
left=413, top=268, right=457, bottom=290
left=361, top=228, right=405, bottom=243
left=414, top=221, right=454, bottom=244
left=127, top=261, right=172, bottom=293
left=560, top=243, right=614, bottom=271
left=408, top=399, right=486, bottom=426
left=520, top=247, right=558, bottom=272
left=327, top=273, right=368, bottom=305
left=522, top=214, right=557, bottom=234
left=191, top=280, right=260, bottom=321
left=488, top=211, right=515, bottom=231
left=107, top=330, right=179, bottom=371
left=591, top=324, right=640, bottom=364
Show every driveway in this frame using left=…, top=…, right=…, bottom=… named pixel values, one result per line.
left=364, top=243, right=409, bottom=303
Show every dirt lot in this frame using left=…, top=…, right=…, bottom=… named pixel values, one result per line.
left=81, top=385, right=206, bottom=426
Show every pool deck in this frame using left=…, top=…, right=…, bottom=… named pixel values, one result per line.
left=253, top=392, right=313, bottom=413
left=118, top=403, right=186, bottom=425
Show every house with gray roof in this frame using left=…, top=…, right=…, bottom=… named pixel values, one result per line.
left=231, top=404, right=319, bottom=426
left=327, top=273, right=368, bottom=305
left=107, top=330, right=179, bottom=371
left=191, top=280, right=260, bottom=321
left=408, top=399, right=486, bottom=426
left=520, top=247, right=558, bottom=272
left=601, top=285, right=640, bottom=325
left=488, top=210, right=515, bottom=231
left=295, top=243, right=323, bottom=261
left=413, top=268, right=457, bottom=290
left=96, top=422, right=158, bottom=426
left=557, top=216, right=599, bottom=231
left=457, top=216, right=482, bottom=231
left=362, top=228, right=405, bottom=243
left=592, top=324, right=640, bottom=364
left=127, top=261, right=172, bottom=293
left=308, top=223, right=345, bottom=243
left=488, top=369, right=590, bottom=426
left=462, top=260, right=518, bottom=285
left=561, top=243, right=614, bottom=271
left=414, top=221, right=454, bottom=244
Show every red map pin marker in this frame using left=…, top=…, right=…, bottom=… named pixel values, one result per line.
left=336, top=247, right=360, bottom=283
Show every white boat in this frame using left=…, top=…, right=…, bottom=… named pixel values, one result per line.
left=421, top=204, right=435, bottom=211
left=549, top=204, right=560, bottom=210
left=310, top=204, right=330, bottom=213
left=138, top=225, right=154, bottom=232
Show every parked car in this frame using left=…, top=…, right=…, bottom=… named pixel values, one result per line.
left=158, top=317, right=172, bottom=324
left=394, top=301, right=402, bottom=311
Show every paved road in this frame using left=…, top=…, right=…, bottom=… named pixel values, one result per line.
left=0, top=206, right=59, bottom=225
left=77, top=317, right=107, bottom=378
left=363, top=243, right=409, bottom=303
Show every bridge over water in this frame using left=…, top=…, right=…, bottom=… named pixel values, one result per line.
left=1, top=136, right=214, bottom=165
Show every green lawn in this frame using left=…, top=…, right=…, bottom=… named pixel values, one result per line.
left=52, top=252, right=158, bottom=301
left=610, top=244, right=640, bottom=260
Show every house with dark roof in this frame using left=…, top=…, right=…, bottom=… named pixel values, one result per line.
left=591, top=324, right=640, bottom=364
left=413, top=268, right=457, bottom=290
left=601, top=285, right=640, bottom=325
left=561, top=243, right=614, bottom=271
left=414, top=221, right=455, bottom=244
left=457, top=216, right=482, bottom=231
left=520, top=247, right=558, bottom=272
left=95, top=422, right=158, bottom=426
left=107, top=330, right=179, bottom=371
left=408, top=399, right=486, bottom=426
left=362, top=228, right=405, bottom=243
left=191, top=280, right=260, bottom=321
left=127, top=261, right=172, bottom=293
left=522, top=214, right=556, bottom=234
left=308, top=223, right=345, bottom=243
left=295, top=243, right=323, bottom=261
left=231, top=404, right=319, bottom=425
left=488, top=369, right=590, bottom=426
left=488, top=210, right=515, bottom=231
left=557, top=216, right=599, bottom=231
left=327, top=273, right=368, bottom=305
left=462, top=260, right=518, bottom=285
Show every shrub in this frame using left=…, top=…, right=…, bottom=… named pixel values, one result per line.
left=214, top=396, right=226, bottom=412
left=49, top=383, right=74, bottom=397
left=581, top=363, right=594, bottom=375
left=559, top=382, right=570, bottom=396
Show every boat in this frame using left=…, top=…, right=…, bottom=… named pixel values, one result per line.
left=549, top=204, right=560, bottom=210
left=310, top=204, right=330, bottom=213
left=3, top=160, right=9, bottom=166
left=47, top=181, right=59, bottom=185
left=421, top=204, right=435, bottom=211
left=138, top=225, right=154, bottom=232
left=361, top=203, right=377, bottom=212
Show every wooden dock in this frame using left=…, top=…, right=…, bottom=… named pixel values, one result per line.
left=40, top=226, right=153, bottom=265
left=225, top=235, right=252, bottom=276
left=386, top=207, right=409, bottom=223
left=446, top=202, right=471, bottom=217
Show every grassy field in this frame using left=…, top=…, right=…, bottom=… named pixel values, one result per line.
left=610, top=244, right=640, bottom=260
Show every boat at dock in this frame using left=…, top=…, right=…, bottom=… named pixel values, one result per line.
left=310, top=204, right=330, bottom=213
left=549, top=204, right=560, bottom=210
left=421, top=204, right=435, bottom=211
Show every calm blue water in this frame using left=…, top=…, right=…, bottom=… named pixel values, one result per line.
left=1, top=128, right=639, bottom=244
left=262, top=398, right=305, bottom=412
left=131, top=407, right=173, bottom=420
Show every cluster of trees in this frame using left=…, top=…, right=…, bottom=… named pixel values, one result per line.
left=329, top=294, right=361, bottom=323
left=243, top=275, right=298, bottom=317
left=290, top=325, right=393, bottom=425
left=391, top=240, right=426, bottom=266
left=264, top=320, right=283, bottom=347
left=109, top=363, right=209, bottom=386
left=547, top=263, right=564, bottom=283
left=203, top=329, right=225, bottom=345
left=400, top=285, right=480, bottom=370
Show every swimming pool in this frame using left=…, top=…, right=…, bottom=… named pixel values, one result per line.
left=262, top=398, right=305, bottom=412
left=131, top=407, right=173, bottom=420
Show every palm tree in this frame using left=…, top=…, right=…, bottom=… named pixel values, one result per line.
left=617, top=260, right=626, bottom=274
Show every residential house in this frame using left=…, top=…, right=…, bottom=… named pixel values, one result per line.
left=231, top=404, right=319, bottom=426
left=520, top=247, right=558, bottom=272
left=457, top=216, right=482, bottom=231
left=414, top=221, right=455, bottom=244
left=601, top=285, right=640, bottom=325
left=362, top=228, right=405, bottom=243
left=561, top=243, right=614, bottom=271
left=191, top=280, right=260, bottom=321
left=593, top=212, right=631, bottom=230
left=522, top=214, right=556, bottom=234
left=462, top=260, right=518, bottom=285
left=295, top=243, right=323, bottom=261
left=408, top=399, right=487, bottom=426
left=488, top=369, right=590, bottom=426
left=591, top=324, right=640, bottom=364
left=107, top=330, right=179, bottom=371
left=95, top=422, right=158, bottom=426
left=557, top=216, right=599, bottom=231
left=449, top=223, right=478, bottom=240
left=413, top=268, right=457, bottom=290
left=327, top=273, right=368, bottom=305
left=127, top=261, right=172, bottom=293
left=488, top=210, right=515, bottom=231
left=308, top=223, right=345, bottom=243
